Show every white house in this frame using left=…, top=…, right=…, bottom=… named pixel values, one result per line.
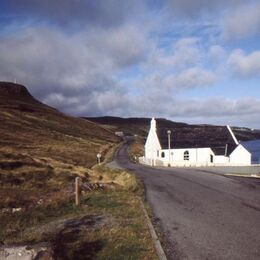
left=141, top=118, right=251, bottom=167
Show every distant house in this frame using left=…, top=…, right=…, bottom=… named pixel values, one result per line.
left=140, top=118, right=251, bottom=167
left=115, top=131, right=124, bottom=137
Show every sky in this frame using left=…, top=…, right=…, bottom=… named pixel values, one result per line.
left=0, top=0, right=260, bottom=128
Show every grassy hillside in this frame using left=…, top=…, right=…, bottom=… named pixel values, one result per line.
left=0, top=82, right=122, bottom=212
left=0, top=83, right=120, bottom=167
left=0, top=82, right=157, bottom=258
left=84, top=116, right=188, bottom=137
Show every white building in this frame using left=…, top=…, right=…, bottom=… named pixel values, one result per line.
left=115, top=131, right=124, bottom=137
left=141, top=118, right=251, bottom=167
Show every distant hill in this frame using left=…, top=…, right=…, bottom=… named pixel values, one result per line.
left=83, top=116, right=188, bottom=137
left=85, top=116, right=260, bottom=142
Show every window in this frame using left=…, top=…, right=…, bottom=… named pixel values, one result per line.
left=210, top=154, right=214, bottom=163
left=161, top=152, right=165, bottom=158
left=184, top=150, right=189, bottom=160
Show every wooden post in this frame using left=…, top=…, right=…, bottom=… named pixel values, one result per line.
left=75, top=177, right=80, bottom=206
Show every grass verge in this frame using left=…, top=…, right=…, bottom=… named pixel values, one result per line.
left=0, top=167, right=157, bottom=259
left=128, top=136, right=145, bottom=163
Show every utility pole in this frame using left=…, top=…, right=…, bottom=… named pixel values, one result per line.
left=167, top=130, right=171, bottom=167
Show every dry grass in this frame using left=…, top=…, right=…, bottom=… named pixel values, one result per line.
left=0, top=84, right=157, bottom=259
left=0, top=179, right=157, bottom=259
left=0, top=155, right=157, bottom=258
left=91, top=165, right=139, bottom=191
left=100, top=141, right=123, bottom=164
left=0, top=88, right=120, bottom=209
left=128, top=136, right=145, bottom=162
left=0, top=90, right=119, bottom=167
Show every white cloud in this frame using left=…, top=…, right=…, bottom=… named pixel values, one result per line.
left=172, top=67, right=217, bottom=89
left=164, top=0, right=243, bottom=18
left=88, top=25, right=147, bottom=67
left=148, top=37, right=201, bottom=71
left=0, top=1, right=259, bottom=128
left=128, top=94, right=260, bottom=128
left=141, top=66, right=216, bottom=91
left=0, top=23, right=149, bottom=118
left=172, top=97, right=260, bottom=117
left=43, top=93, right=79, bottom=107
left=222, top=3, right=260, bottom=40
left=171, top=38, right=201, bottom=69
left=208, top=45, right=226, bottom=63
left=0, top=24, right=147, bottom=94
left=151, top=96, right=260, bottom=128
left=95, top=91, right=129, bottom=113
left=228, top=49, right=260, bottom=77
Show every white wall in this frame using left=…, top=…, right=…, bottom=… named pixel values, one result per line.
left=141, top=145, right=252, bottom=167
left=157, top=148, right=214, bottom=166
left=144, top=118, right=161, bottom=160
left=230, top=144, right=251, bottom=165
left=145, top=130, right=161, bottom=159
left=214, top=155, right=229, bottom=165
left=139, top=156, right=164, bottom=167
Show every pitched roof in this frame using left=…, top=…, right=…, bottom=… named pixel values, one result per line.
left=157, top=125, right=238, bottom=156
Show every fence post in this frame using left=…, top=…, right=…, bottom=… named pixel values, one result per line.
left=75, top=177, right=80, bottom=206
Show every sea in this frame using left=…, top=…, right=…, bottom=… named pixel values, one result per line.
left=241, top=139, right=260, bottom=164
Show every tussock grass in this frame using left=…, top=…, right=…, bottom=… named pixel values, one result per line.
left=91, top=165, right=139, bottom=191
left=101, top=141, right=123, bottom=164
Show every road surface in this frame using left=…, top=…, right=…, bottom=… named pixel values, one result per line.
left=114, top=139, right=260, bottom=260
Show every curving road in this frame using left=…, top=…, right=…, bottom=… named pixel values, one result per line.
left=114, top=138, right=260, bottom=260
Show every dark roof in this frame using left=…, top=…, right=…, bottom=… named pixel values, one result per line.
left=157, top=125, right=238, bottom=156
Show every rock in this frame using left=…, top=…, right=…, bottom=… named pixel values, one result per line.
left=12, top=208, right=22, bottom=213
left=0, top=243, right=52, bottom=260
left=37, top=199, right=43, bottom=205
left=1, top=208, right=11, bottom=214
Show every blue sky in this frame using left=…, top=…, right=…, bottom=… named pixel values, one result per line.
left=0, top=0, right=259, bottom=127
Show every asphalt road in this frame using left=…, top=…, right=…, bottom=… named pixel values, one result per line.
left=114, top=139, right=260, bottom=260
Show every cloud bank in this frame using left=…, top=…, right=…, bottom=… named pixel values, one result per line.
left=0, top=0, right=259, bottom=127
